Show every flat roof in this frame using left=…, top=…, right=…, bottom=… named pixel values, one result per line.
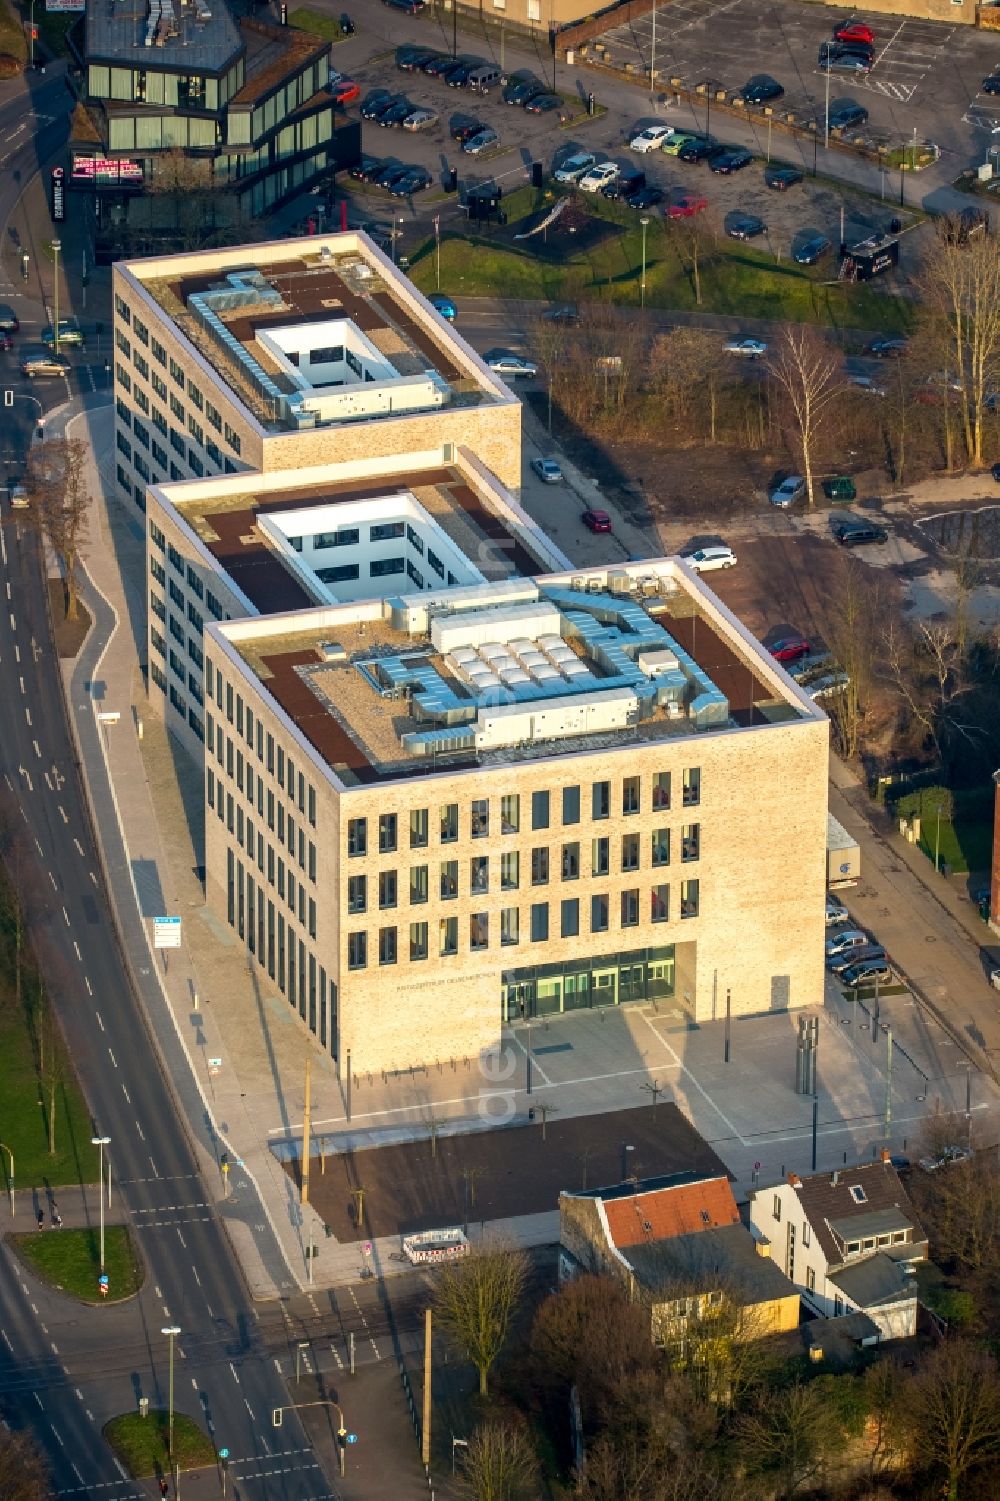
left=212, top=562, right=818, bottom=787
left=119, top=236, right=511, bottom=435
left=87, top=0, right=242, bottom=74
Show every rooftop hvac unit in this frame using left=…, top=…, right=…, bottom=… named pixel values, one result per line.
left=571, top=576, right=587, bottom=592
left=608, top=570, right=631, bottom=594
left=320, top=246, right=332, bottom=262
left=319, top=641, right=347, bottom=662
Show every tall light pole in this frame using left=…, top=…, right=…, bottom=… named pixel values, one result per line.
left=91, top=1135, right=110, bottom=1269
left=649, top=0, right=656, bottom=102
left=162, top=1324, right=181, bottom=1497
left=640, top=216, right=650, bottom=307
left=51, top=239, right=62, bottom=356
left=0, top=1142, right=12, bottom=1217
left=823, top=62, right=831, bottom=151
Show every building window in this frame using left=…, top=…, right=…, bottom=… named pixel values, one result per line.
left=849, top=1185, right=868, bottom=1205
left=531, top=847, right=549, bottom=885
left=622, top=776, right=641, bottom=815
left=440, top=860, right=459, bottom=900
left=370, top=520, right=405, bottom=542
left=621, top=833, right=640, bottom=872
left=531, top=790, right=549, bottom=830
left=786, top=1223, right=796, bottom=1280
left=530, top=903, right=549, bottom=942
left=561, top=842, right=579, bottom=881
left=683, top=767, right=701, bottom=806
left=561, top=898, right=579, bottom=938
left=652, top=771, right=671, bottom=811
left=500, top=907, right=519, bottom=946
left=410, top=921, right=428, bottom=961
left=378, top=813, right=398, bottom=854
left=471, top=856, right=489, bottom=895
left=806, top=1267, right=816, bottom=1293
left=681, top=879, right=699, bottom=919
left=410, top=807, right=428, bottom=848
left=652, top=828, right=670, bottom=867
left=379, top=871, right=397, bottom=910
left=527, top=0, right=540, bottom=17
left=347, top=818, right=367, bottom=857
left=651, top=884, right=669, bottom=923
left=501, top=794, right=520, bottom=833
left=471, top=798, right=489, bottom=839
left=440, top=916, right=458, bottom=956
left=621, top=889, right=639, bottom=927
left=682, top=824, right=700, bottom=862
left=562, top=785, right=580, bottom=825
left=834, top=1295, right=843, bottom=1316
left=347, top=932, right=367, bottom=970
left=500, top=851, right=519, bottom=891
left=410, top=865, right=428, bottom=904
left=592, top=781, right=610, bottom=820
left=590, top=894, right=609, bottom=933
left=803, top=1223, right=811, bottom=1248
left=470, top=912, right=489, bottom=950
left=347, top=875, right=366, bottom=913
left=773, top=1195, right=782, bottom=1222
left=440, top=803, right=458, bottom=843
left=591, top=837, right=610, bottom=877
left=378, top=927, right=397, bottom=966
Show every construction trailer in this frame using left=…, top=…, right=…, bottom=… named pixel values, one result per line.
left=840, top=233, right=900, bottom=282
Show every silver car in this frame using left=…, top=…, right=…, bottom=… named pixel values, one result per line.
left=21, top=350, right=71, bottom=378
left=402, top=108, right=439, bottom=131
left=463, top=128, right=498, bottom=155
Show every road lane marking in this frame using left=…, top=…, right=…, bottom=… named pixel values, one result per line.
left=229, top=1362, right=240, bottom=1384
left=85, top=977, right=92, bottom=995
left=74, top=838, right=84, bottom=855
left=95, top=1010, right=104, bottom=1030
left=121, top=1083, right=130, bottom=1104
left=243, top=1397, right=255, bottom=1419
left=58, top=805, right=68, bottom=823
left=108, top=1048, right=117, bottom=1068
left=135, top=1120, right=145, bottom=1141
left=62, top=906, right=70, bottom=926
left=24, top=707, right=30, bottom=725
left=73, top=941, right=81, bottom=960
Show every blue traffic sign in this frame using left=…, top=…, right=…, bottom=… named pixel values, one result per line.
left=99, top=1274, right=109, bottom=1285
left=219, top=1448, right=230, bottom=1460
left=347, top=1434, right=358, bottom=1445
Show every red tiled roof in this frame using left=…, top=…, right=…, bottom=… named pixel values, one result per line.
left=604, top=1175, right=739, bottom=1248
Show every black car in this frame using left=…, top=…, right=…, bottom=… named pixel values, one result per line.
left=384, top=0, right=426, bottom=12
left=446, top=60, right=483, bottom=86
left=626, top=185, right=665, bottom=210
left=678, top=138, right=722, bottom=163
left=794, top=235, right=832, bottom=265
left=820, top=39, right=874, bottom=62
left=374, top=162, right=413, bottom=189
left=350, top=153, right=385, bottom=182
left=602, top=168, right=645, bottom=200
left=378, top=98, right=415, bottom=127
left=524, top=92, right=562, bottom=114
left=992, top=462, right=1000, bottom=483
left=424, top=53, right=461, bottom=76
left=451, top=118, right=487, bottom=142
left=727, top=212, right=766, bottom=240
left=389, top=166, right=433, bottom=195
left=984, top=74, right=1000, bottom=94
left=866, top=337, right=907, bottom=357
left=743, top=73, right=783, bottom=104
left=828, top=101, right=869, bottom=130
left=711, top=147, right=752, bottom=173
left=504, top=74, right=545, bottom=105
left=765, top=165, right=803, bottom=191
left=360, top=89, right=394, bottom=119
left=834, top=521, right=889, bottom=547
left=396, top=45, right=440, bottom=70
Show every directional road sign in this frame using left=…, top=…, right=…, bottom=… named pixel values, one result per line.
left=153, top=915, right=182, bottom=949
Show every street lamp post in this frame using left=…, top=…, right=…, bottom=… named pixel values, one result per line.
left=640, top=215, right=650, bottom=307
left=51, top=239, right=61, bottom=357
left=824, top=62, right=831, bottom=151
left=0, top=1142, right=12, bottom=1216
left=161, top=1325, right=181, bottom=1497
left=90, top=1136, right=110, bottom=1269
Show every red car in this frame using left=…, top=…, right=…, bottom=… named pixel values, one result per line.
left=769, top=634, right=810, bottom=663
left=331, top=78, right=360, bottom=106
left=833, top=20, right=875, bottom=44
left=666, top=193, right=708, bottom=220
left=582, top=509, right=612, bottom=534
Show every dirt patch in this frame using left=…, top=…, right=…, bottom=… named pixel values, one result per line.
left=47, top=581, right=91, bottom=657
left=294, top=1102, right=728, bottom=1241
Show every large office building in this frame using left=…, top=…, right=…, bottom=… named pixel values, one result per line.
left=115, top=233, right=829, bottom=1073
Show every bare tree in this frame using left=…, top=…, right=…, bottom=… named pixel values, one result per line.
left=529, top=1273, right=656, bottom=1425
left=36, top=986, right=65, bottom=1157
left=764, top=328, right=849, bottom=507
left=815, top=557, right=885, bottom=759
left=882, top=615, right=980, bottom=771
left=916, top=223, right=1000, bottom=466
left=734, top=1382, right=838, bottom=1499
left=666, top=215, right=717, bottom=308
left=24, top=437, right=90, bottom=621
left=435, top=1240, right=529, bottom=1396
left=0, top=1425, right=49, bottom=1501
left=900, top=1340, right=1000, bottom=1500
left=459, top=1419, right=539, bottom=1501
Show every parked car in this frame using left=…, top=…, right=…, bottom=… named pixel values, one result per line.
left=661, top=132, right=697, bottom=156
left=765, top=165, right=803, bottom=191
left=840, top=957, right=893, bottom=987
left=378, top=97, right=416, bottom=127
left=389, top=166, right=432, bottom=195
left=825, top=929, right=871, bottom=960
left=724, top=337, right=767, bottom=358
left=330, top=78, right=360, bottom=106
left=429, top=293, right=457, bottom=319
left=828, top=101, right=869, bottom=131
left=446, top=60, right=482, bottom=87
left=849, top=374, right=887, bottom=396
left=423, top=53, right=461, bottom=76
left=743, top=73, right=783, bottom=104
left=554, top=151, right=597, bottom=183
left=504, top=74, right=545, bottom=106
left=463, top=128, right=499, bottom=155
left=396, top=45, right=441, bottom=70
left=629, top=123, right=675, bottom=152
left=711, top=148, right=753, bottom=174
left=626, top=186, right=665, bottom=210
left=451, top=119, right=487, bottom=142
left=21, top=351, right=70, bottom=377
left=602, top=168, right=645, bottom=201
left=866, top=336, right=907, bottom=357
left=384, top=0, right=426, bottom=13
left=808, top=672, right=852, bottom=699
left=769, top=632, right=810, bottom=661
left=919, top=1146, right=973, bottom=1172
left=831, top=945, right=887, bottom=976
left=467, top=64, right=502, bottom=93
left=350, top=153, right=385, bottom=182
left=794, top=235, right=832, bottom=266
left=402, top=107, right=439, bottom=131
left=485, top=349, right=537, bottom=377
left=666, top=193, right=707, bottom=219
left=374, top=162, right=413, bottom=190
left=992, top=461, right=1000, bottom=483
left=834, top=20, right=875, bottom=44
left=543, top=304, right=579, bottom=323
left=825, top=894, right=850, bottom=926
left=682, top=544, right=737, bottom=572
left=769, top=475, right=805, bottom=508
left=678, top=137, right=721, bottom=163
left=824, top=476, right=857, bottom=500
left=582, top=508, right=612, bottom=533
left=726, top=213, right=766, bottom=240
left=0, top=304, right=19, bottom=333
left=834, top=520, right=888, bottom=547
left=361, top=89, right=395, bottom=119
left=819, top=49, right=873, bottom=74
left=524, top=93, right=562, bottom=114
left=579, top=161, right=620, bottom=192
left=9, top=481, right=28, bottom=508
left=531, top=457, right=564, bottom=483
left=983, top=74, right=1000, bottom=95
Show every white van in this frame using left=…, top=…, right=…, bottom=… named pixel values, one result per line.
left=468, top=64, right=502, bottom=93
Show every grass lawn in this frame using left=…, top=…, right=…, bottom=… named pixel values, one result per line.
left=0, top=0, right=25, bottom=62
left=289, top=6, right=348, bottom=41
left=896, top=786, right=993, bottom=875
left=409, top=206, right=913, bottom=333
left=104, top=1411, right=216, bottom=1477
left=10, top=1225, right=143, bottom=1302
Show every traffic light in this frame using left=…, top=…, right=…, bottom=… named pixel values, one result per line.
left=337, top=1429, right=347, bottom=1451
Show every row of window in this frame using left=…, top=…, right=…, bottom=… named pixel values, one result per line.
left=345, top=883, right=700, bottom=969
left=115, top=339, right=241, bottom=460
left=345, top=774, right=701, bottom=858
left=210, top=770, right=317, bottom=932
left=206, top=663, right=318, bottom=827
